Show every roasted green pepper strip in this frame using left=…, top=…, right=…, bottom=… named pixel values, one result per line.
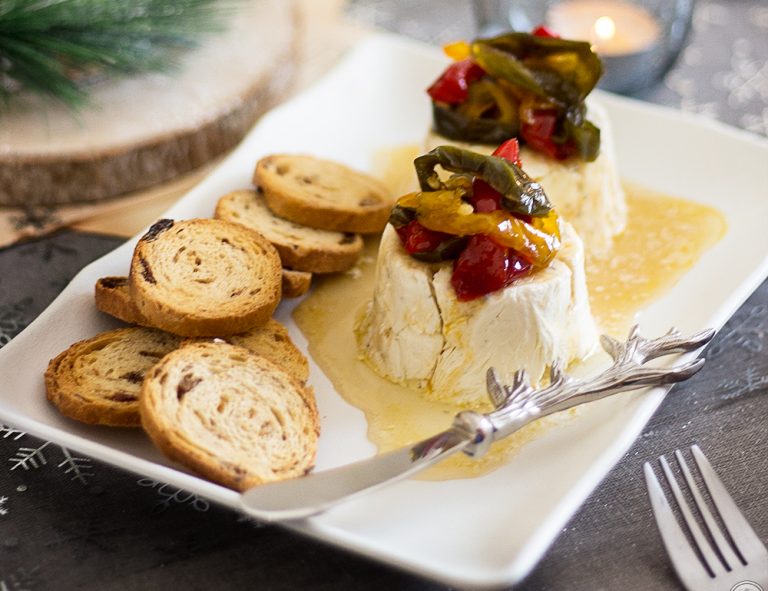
left=431, top=32, right=603, bottom=160
left=433, top=104, right=518, bottom=145
left=471, top=42, right=549, bottom=101
left=564, top=111, right=600, bottom=161
left=414, top=146, right=551, bottom=217
left=388, top=204, right=417, bottom=229
left=411, top=235, right=469, bottom=262
left=433, top=78, right=522, bottom=144
left=471, top=33, right=602, bottom=106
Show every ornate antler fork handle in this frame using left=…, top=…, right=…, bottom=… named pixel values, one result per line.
left=240, top=326, right=714, bottom=522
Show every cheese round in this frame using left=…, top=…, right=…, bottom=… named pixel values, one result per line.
left=357, top=223, right=598, bottom=407
left=425, top=102, right=626, bottom=254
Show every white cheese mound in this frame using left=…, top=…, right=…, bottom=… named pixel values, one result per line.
left=425, top=102, right=626, bottom=254
left=357, top=223, right=598, bottom=407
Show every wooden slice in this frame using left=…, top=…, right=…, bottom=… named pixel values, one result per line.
left=0, top=1, right=297, bottom=206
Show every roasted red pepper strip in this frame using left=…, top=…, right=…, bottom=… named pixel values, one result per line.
left=531, top=25, right=559, bottom=38
left=492, top=137, right=521, bottom=166
left=427, top=59, right=485, bottom=105
left=396, top=220, right=450, bottom=255
left=451, top=235, right=531, bottom=301
left=469, top=179, right=502, bottom=213
left=520, top=108, right=577, bottom=160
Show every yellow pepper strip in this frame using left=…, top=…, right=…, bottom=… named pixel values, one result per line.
left=479, top=79, right=518, bottom=125
left=443, top=40, right=471, bottom=61
left=397, top=190, right=561, bottom=269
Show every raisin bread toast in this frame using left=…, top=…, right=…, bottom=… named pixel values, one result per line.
left=280, top=268, right=312, bottom=298
left=95, top=276, right=143, bottom=325
left=215, top=189, right=363, bottom=273
left=187, top=319, right=309, bottom=384
left=94, top=276, right=308, bottom=382
left=129, top=218, right=282, bottom=337
left=140, top=341, right=319, bottom=491
left=254, top=155, right=391, bottom=233
left=45, top=327, right=181, bottom=426
left=96, top=268, right=308, bottom=328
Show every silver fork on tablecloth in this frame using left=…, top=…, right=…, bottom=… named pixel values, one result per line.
left=644, top=445, right=768, bottom=591
left=240, top=326, right=714, bottom=521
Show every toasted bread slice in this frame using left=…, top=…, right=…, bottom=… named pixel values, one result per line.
left=97, top=268, right=308, bottom=324
left=281, top=268, right=312, bottom=298
left=254, top=155, right=391, bottom=233
left=215, top=189, right=363, bottom=273
left=185, top=319, right=309, bottom=383
left=45, top=327, right=181, bottom=426
left=95, top=276, right=144, bottom=325
left=129, top=218, right=282, bottom=337
left=140, top=341, right=319, bottom=491
left=95, top=274, right=308, bottom=381
left=224, top=319, right=309, bottom=383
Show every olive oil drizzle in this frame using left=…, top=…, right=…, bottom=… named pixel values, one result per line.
left=293, top=149, right=726, bottom=480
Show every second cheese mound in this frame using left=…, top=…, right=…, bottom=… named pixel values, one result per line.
left=425, top=103, right=626, bottom=254
left=357, top=223, right=597, bottom=407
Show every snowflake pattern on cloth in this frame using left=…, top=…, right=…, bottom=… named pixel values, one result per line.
left=137, top=479, right=211, bottom=513
left=0, top=2, right=767, bottom=589
left=0, top=299, right=34, bottom=349
left=3, top=428, right=94, bottom=484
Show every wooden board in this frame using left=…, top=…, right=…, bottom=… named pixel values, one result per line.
left=0, top=1, right=298, bottom=207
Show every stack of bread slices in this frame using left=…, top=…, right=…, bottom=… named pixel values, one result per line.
left=45, top=154, right=391, bottom=491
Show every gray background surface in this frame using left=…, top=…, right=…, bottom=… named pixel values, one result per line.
left=1, top=1, right=767, bottom=589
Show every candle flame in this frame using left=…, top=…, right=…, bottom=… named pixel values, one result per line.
left=593, top=16, right=616, bottom=42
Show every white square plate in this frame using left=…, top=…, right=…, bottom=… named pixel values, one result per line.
left=2, top=35, right=768, bottom=589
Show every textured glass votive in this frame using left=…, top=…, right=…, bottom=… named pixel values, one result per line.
left=472, top=0, right=696, bottom=95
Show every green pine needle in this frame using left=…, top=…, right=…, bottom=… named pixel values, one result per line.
left=0, top=0, right=231, bottom=110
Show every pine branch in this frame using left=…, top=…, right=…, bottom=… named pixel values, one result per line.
left=0, top=0, right=229, bottom=110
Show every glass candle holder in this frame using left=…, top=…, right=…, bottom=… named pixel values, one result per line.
left=472, top=0, right=696, bottom=95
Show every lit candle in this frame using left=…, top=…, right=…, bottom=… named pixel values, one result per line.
left=546, top=0, right=662, bottom=92
left=548, top=0, right=660, bottom=54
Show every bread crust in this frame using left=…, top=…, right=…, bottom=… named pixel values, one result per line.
left=215, top=189, right=363, bottom=273
left=95, top=275, right=308, bottom=381
left=254, top=155, right=392, bottom=234
left=184, top=319, right=310, bottom=384
left=281, top=268, right=312, bottom=298
left=97, top=267, right=309, bottom=323
left=95, top=276, right=145, bottom=325
left=45, top=327, right=181, bottom=426
left=140, top=341, right=319, bottom=491
left=129, top=218, right=282, bottom=336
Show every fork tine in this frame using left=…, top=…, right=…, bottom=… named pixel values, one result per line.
left=692, top=444, right=768, bottom=563
left=644, top=462, right=707, bottom=589
left=659, top=454, right=725, bottom=575
left=674, top=449, right=741, bottom=570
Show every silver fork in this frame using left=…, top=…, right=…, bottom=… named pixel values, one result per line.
left=644, top=445, right=768, bottom=590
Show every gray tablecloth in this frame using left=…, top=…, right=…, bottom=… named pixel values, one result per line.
left=1, top=1, right=767, bottom=589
